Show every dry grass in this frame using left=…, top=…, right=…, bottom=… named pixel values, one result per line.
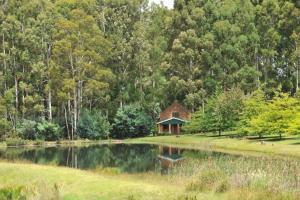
left=165, top=151, right=300, bottom=200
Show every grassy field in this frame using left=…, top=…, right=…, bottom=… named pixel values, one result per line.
left=0, top=162, right=219, bottom=200
left=126, top=134, right=300, bottom=158
left=1, top=157, right=299, bottom=200
left=2, top=134, right=300, bottom=200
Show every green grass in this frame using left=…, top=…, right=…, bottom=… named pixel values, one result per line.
left=2, top=134, right=300, bottom=199
left=0, top=162, right=219, bottom=200
left=1, top=152, right=299, bottom=200
left=1, top=135, right=300, bottom=200
left=125, top=134, right=300, bottom=158
left=1, top=138, right=119, bottom=148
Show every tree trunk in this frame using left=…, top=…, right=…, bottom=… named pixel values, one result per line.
left=255, top=48, right=260, bottom=88
left=296, top=63, right=299, bottom=92
left=219, top=129, right=221, bottom=136
left=77, top=80, right=83, bottom=126
left=14, top=72, right=18, bottom=129
left=46, top=40, right=52, bottom=121
left=73, top=86, right=77, bottom=136
left=64, top=105, right=70, bottom=140
left=102, top=7, right=106, bottom=34
left=48, top=88, right=52, bottom=121
left=120, top=99, right=123, bottom=108
left=22, top=89, right=25, bottom=120
left=69, top=53, right=77, bottom=138
left=67, top=96, right=73, bottom=140
left=264, top=58, right=268, bottom=84
left=2, top=33, right=8, bottom=120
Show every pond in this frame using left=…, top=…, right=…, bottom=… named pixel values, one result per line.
left=2, top=143, right=300, bottom=196
left=0, top=144, right=233, bottom=174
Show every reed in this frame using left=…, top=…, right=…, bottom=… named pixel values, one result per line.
left=168, top=152, right=300, bottom=199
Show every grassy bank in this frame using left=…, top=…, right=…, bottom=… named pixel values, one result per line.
left=1, top=138, right=120, bottom=148
left=0, top=162, right=217, bottom=200
left=126, top=134, right=300, bottom=158
left=1, top=156, right=299, bottom=200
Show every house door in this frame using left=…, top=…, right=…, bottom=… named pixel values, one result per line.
left=171, top=124, right=180, bottom=134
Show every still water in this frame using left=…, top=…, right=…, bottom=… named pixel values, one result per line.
left=0, top=144, right=232, bottom=173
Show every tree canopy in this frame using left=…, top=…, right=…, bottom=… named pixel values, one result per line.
left=1, top=0, right=300, bottom=140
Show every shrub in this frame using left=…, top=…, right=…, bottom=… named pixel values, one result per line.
left=17, top=120, right=62, bottom=141
left=17, top=120, right=37, bottom=140
left=5, top=137, right=27, bottom=146
left=36, top=121, right=62, bottom=141
left=112, top=105, right=153, bottom=139
left=0, top=119, right=13, bottom=141
left=78, top=110, right=111, bottom=140
left=0, top=186, right=26, bottom=200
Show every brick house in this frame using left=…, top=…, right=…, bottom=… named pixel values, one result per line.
left=157, top=101, right=191, bottom=134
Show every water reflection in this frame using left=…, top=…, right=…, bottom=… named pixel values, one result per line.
left=158, top=146, right=185, bottom=174
left=0, top=144, right=234, bottom=174
left=0, top=144, right=160, bottom=173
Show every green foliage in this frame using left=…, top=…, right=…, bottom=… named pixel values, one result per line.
left=0, top=186, right=25, bottom=200
left=213, top=88, right=244, bottom=134
left=0, top=119, right=13, bottom=141
left=5, top=137, right=27, bottom=146
left=238, top=89, right=266, bottom=136
left=239, top=90, right=300, bottom=138
left=36, top=121, right=62, bottom=141
left=17, top=120, right=62, bottom=141
left=184, top=88, right=244, bottom=135
left=1, top=0, right=300, bottom=140
left=182, top=111, right=205, bottom=134
left=78, top=110, right=111, bottom=140
left=112, top=105, right=153, bottom=139
left=17, top=120, right=37, bottom=140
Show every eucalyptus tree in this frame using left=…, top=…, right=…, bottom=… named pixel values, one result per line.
left=51, top=1, right=113, bottom=139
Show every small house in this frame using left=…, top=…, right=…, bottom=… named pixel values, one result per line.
left=157, top=101, right=191, bottom=134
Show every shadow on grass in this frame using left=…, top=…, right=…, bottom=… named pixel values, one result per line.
left=290, top=142, right=300, bottom=145
left=192, top=133, right=239, bottom=139
left=192, top=133, right=300, bottom=143
left=246, top=136, right=300, bottom=143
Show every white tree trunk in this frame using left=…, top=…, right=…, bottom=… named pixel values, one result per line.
left=296, top=64, right=299, bottom=92
left=48, top=88, right=52, bottom=121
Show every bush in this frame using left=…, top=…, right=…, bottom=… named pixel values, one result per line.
left=112, top=105, right=153, bottom=139
left=0, top=119, right=14, bottom=141
left=78, top=110, right=111, bottom=140
left=17, top=120, right=62, bottom=141
left=5, top=137, right=27, bottom=146
left=17, top=120, right=37, bottom=140
left=36, top=121, right=62, bottom=141
left=0, top=186, right=26, bottom=200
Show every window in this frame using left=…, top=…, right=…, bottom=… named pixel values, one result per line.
left=172, top=112, right=179, bottom=118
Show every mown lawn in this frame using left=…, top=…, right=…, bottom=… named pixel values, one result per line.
left=0, top=162, right=219, bottom=200
left=126, top=134, right=300, bottom=158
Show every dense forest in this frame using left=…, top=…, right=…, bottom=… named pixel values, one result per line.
left=1, top=0, right=300, bottom=140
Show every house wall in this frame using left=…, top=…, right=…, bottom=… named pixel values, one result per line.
left=160, top=101, right=191, bottom=121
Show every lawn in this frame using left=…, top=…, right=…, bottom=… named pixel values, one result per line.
left=0, top=162, right=219, bottom=200
left=126, top=134, right=300, bottom=158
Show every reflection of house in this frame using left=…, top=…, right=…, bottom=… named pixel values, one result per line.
left=157, top=101, right=191, bottom=134
left=158, top=146, right=184, bottom=173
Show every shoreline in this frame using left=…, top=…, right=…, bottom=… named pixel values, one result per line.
left=2, top=134, right=300, bottom=159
